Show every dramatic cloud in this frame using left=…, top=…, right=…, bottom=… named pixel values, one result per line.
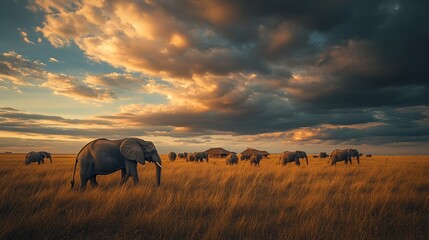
left=84, top=72, right=146, bottom=91
left=0, top=51, right=46, bottom=88
left=0, top=51, right=143, bottom=102
left=42, top=73, right=117, bottom=102
left=2, top=0, right=427, bottom=153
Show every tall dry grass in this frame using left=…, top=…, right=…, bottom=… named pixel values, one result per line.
left=0, top=153, right=428, bottom=239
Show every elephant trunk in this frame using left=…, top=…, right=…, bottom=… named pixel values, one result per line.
left=356, top=155, right=360, bottom=164
left=49, top=155, right=52, bottom=163
left=153, top=153, right=162, bottom=186
left=305, top=156, right=308, bottom=165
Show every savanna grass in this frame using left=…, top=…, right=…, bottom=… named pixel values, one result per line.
left=0, top=153, right=428, bottom=239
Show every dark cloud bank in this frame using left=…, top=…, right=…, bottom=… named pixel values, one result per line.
left=131, top=0, right=429, bottom=148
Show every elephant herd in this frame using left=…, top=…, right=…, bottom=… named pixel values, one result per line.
left=168, top=151, right=209, bottom=162
left=22, top=137, right=363, bottom=191
left=167, top=148, right=361, bottom=167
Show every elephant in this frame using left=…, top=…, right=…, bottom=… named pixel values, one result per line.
left=186, top=152, right=196, bottom=161
left=328, top=149, right=360, bottom=165
left=183, top=152, right=188, bottom=158
left=24, top=151, right=52, bottom=165
left=71, top=138, right=162, bottom=190
left=366, top=154, right=372, bottom=157
left=168, top=152, right=177, bottom=161
left=249, top=155, right=262, bottom=166
left=279, top=151, right=308, bottom=166
left=313, top=155, right=319, bottom=158
left=178, top=153, right=184, bottom=159
left=225, top=153, right=238, bottom=165
left=194, top=152, right=209, bottom=162
left=319, top=152, right=329, bottom=159
left=240, top=154, right=252, bottom=160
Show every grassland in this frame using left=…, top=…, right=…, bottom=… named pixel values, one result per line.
left=0, top=153, right=428, bottom=239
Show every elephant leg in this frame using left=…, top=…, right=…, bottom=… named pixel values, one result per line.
left=295, top=159, right=301, bottom=166
left=80, top=178, right=89, bottom=190
left=42, top=159, right=45, bottom=164
left=38, top=160, right=41, bottom=165
left=90, top=176, right=99, bottom=187
left=125, top=160, right=139, bottom=185
left=120, top=169, right=130, bottom=184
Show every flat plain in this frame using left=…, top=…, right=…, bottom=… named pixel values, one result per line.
left=0, top=153, right=428, bottom=239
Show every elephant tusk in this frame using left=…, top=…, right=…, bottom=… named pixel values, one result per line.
left=155, top=162, right=163, bottom=168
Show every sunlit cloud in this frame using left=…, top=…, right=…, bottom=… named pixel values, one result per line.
left=0, top=51, right=46, bottom=88
left=48, top=57, right=59, bottom=62
left=84, top=72, right=146, bottom=91
left=19, top=29, right=36, bottom=45
left=42, top=73, right=116, bottom=102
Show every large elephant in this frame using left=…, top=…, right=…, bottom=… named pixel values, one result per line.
left=279, top=151, right=308, bottom=165
left=249, top=155, right=262, bottom=166
left=328, top=149, right=360, bottom=165
left=194, top=152, right=209, bottom=162
left=319, top=152, right=329, bottom=159
left=225, top=153, right=238, bottom=165
left=25, top=151, right=52, bottom=164
left=168, top=152, right=177, bottom=161
left=71, top=138, right=162, bottom=190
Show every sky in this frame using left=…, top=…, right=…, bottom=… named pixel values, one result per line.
left=0, top=0, right=428, bottom=154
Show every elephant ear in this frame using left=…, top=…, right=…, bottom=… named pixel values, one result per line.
left=120, top=138, right=146, bottom=164
left=142, top=141, right=156, bottom=153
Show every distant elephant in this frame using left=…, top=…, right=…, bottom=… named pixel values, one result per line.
left=186, top=152, right=196, bottom=161
left=319, top=152, right=329, bottom=159
left=194, top=152, right=209, bottom=162
left=168, top=152, right=177, bottom=161
left=328, top=149, right=360, bottom=165
left=225, top=153, right=238, bottom=165
left=240, top=154, right=251, bottom=160
left=249, top=155, right=262, bottom=166
left=183, top=152, right=188, bottom=158
left=71, top=138, right=162, bottom=190
left=279, top=151, right=308, bottom=165
left=313, top=155, right=319, bottom=158
left=178, top=153, right=184, bottom=159
left=366, top=154, right=372, bottom=157
left=25, top=151, right=52, bottom=165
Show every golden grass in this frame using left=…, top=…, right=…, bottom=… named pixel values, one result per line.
left=0, top=153, right=428, bottom=239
